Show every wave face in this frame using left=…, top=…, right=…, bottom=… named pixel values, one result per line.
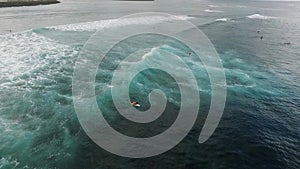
left=0, top=6, right=300, bottom=169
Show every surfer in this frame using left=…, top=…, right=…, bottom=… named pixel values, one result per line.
left=260, top=36, right=263, bottom=40
left=185, top=51, right=192, bottom=56
left=129, top=100, right=140, bottom=107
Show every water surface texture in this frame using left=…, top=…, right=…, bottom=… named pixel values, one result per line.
left=0, top=0, right=299, bottom=169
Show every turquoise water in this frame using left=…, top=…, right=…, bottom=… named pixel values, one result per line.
left=0, top=1, right=300, bottom=169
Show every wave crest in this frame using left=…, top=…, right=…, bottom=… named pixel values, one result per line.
left=47, top=15, right=194, bottom=32
left=247, top=14, right=278, bottom=20
left=204, top=9, right=223, bottom=13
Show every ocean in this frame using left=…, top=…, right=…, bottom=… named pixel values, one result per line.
left=0, top=0, right=299, bottom=168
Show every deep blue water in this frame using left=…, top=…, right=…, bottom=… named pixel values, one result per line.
left=0, top=0, right=299, bottom=169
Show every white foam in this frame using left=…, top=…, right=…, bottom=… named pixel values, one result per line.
left=48, top=15, right=194, bottom=32
left=215, top=18, right=229, bottom=22
left=227, top=83, right=256, bottom=88
left=107, top=85, right=114, bottom=88
left=208, top=5, right=219, bottom=8
left=142, top=47, right=159, bottom=60
left=247, top=14, right=278, bottom=20
left=0, top=32, right=78, bottom=89
left=0, top=156, right=20, bottom=169
left=0, top=118, right=18, bottom=132
left=204, top=9, right=223, bottom=13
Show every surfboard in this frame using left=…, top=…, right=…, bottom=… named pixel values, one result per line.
left=129, top=100, right=140, bottom=107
